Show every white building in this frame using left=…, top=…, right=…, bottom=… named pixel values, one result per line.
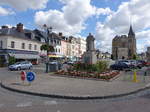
left=0, top=23, right=46, bottom=66
left=48, top=32, right=62, bottom=58
left=68, top=36, right=80, bottom=60
left=77, top=37, right=86, bottom=58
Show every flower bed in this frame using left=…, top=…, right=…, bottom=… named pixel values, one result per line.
left=55, top=70, right=120, bottom=81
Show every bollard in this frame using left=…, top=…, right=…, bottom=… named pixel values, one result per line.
left=132, top=69, right=139, bottom=83
left=21, top=71, right=26, bottom=84
left=143, top=71, right=147, bottom=82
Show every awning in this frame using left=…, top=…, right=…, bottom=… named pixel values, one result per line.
left=48, top=54, right=62, bottom=58
left=9, top=53, right=40, bottom=59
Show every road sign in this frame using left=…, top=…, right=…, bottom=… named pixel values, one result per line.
left=27, top=72, right=35, bottom=82
left=21, top=71, right=26, bottom=81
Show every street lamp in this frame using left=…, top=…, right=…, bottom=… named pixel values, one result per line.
left=43, top=24, right=52, bottom=73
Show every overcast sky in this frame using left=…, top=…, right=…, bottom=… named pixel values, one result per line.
left=0, top=0, right=150, bottom=53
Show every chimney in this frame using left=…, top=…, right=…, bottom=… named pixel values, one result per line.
left=59, top=32, right=63, bottom=37
left=16, top=23, right=23, bottom=32
left=1, top=25, right=8, bottom=29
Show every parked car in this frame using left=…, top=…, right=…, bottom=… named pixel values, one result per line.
left=67, top=61, right=74, bottom=65
left=8, top=61, right=33, bottom=71
left=136, top=60, right=146, bottom=67
left=110, top=62, right=130, bottom=70
left=31, top=61, right=38, bottom=65
left=117, top=60, right=143, bottom=69
left=145, top=61, right=150, bottom=66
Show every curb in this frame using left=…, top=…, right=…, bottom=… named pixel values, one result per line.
left=1, top=82, right=150, bottom=100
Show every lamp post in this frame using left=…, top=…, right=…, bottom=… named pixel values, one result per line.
left=43, top=24, right=52, bottom=73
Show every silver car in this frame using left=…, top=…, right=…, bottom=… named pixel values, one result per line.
left=8, top=61, right=33, bottom=71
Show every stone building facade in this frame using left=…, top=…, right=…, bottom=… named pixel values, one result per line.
left=146, top=47, right=150, bottom=62
left=112, top=25, right=136, bottom=60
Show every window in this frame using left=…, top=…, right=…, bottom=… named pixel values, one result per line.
left=29, top=44, right=32, bottom=50
left=22, top=43, right=25, bottom=49
left=0, top=40, right=3, bottom=48
left=51, top=40, right=53, bottom=44
left=54, top=40, right=56, bottom=44
left=11, top=41, right=15, bottom=48
left=57, top=40, right=59, bottom=45
left=72, top=45, right=74, bottom=49
left=34, top=45, right=37, bottom=50
left=55, top=48, right=57, bottom=52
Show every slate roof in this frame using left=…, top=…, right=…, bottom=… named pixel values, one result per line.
left=128, top=25, right=135, bottom=36
left=0, top=27, right=46, bottom=42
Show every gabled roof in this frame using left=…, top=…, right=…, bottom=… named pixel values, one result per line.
left=0, top=27, right=46, bottom=42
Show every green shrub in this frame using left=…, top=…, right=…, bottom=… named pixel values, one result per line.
left=96, top=61, right=108, bottom=73
left=73, top=61, right=108, bottom=73
left=8, top=56, right=16, bottom=65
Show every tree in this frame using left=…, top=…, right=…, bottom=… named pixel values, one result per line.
left=132, top=54, right=137, bottom=60
left=40, top=44, right=54, bottom=52
left=40, top=44, right=55, bottom=73
left=8, top=56, right=16, bottom=65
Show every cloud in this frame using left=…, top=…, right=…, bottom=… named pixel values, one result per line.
left=35, top=10, right=85, bottom=35
left=95, top=0, right=150, bottom=53
left=34, top=0, right=113, bottom=36
left=0, top=0, right=48, bottom=11
left=0, top=6, right=14, bottom=16
left=95, top=7, right=113, bottom=18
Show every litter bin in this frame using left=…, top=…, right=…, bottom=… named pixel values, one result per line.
left=49, top=62, right=58, bottom=72
left=58, top=62, right=62, bottom=70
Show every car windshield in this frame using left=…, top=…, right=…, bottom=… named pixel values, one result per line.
left=14, top=62, right=21, bottom=65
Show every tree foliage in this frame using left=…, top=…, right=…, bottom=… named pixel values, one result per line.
left=73, top=61, right=108, bottom=73
left=8, top=56, right=16, bottom=65
left=40, top=44, right=54, bottom=52
left=132, top=54, right=138, bottom=60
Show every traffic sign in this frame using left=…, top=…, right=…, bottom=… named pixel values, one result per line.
left=27, top=72, right=35, bottom=82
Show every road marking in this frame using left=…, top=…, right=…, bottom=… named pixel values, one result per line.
left=44, top=101, right=57, bottom=105
left=57, top=110, right=61, bottom=112
left=16, top=102, right=32, bottom=107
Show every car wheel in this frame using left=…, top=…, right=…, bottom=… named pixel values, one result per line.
left=17, top=67, right=21, bottom=71
left=29, top=66, right=32, bottom=70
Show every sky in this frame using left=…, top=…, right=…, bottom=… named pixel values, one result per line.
left=0, top=0, right=150, bottom=53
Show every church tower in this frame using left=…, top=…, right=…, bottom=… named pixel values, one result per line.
left=128, top=25, right=136, bottom=58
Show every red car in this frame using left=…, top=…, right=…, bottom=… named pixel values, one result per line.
left=145, top=62, right=150, bottom=66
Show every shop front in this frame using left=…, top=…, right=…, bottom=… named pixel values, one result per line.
left=0, top=49, right=40, bottom=66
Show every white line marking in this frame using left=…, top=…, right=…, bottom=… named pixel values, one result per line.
left=44, top=101, right=57, bottom=105
left=57, top=110, right=61, bottom=112
left=16, top=102, right=32, bottom=107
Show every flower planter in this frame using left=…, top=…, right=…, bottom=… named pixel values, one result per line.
left=55, top=70, right=120, bottom=81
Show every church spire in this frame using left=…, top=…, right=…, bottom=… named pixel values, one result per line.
left=128, top=25, right=135, bottom=36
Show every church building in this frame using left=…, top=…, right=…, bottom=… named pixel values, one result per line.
left=112, top=25, right=136, bottom=60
